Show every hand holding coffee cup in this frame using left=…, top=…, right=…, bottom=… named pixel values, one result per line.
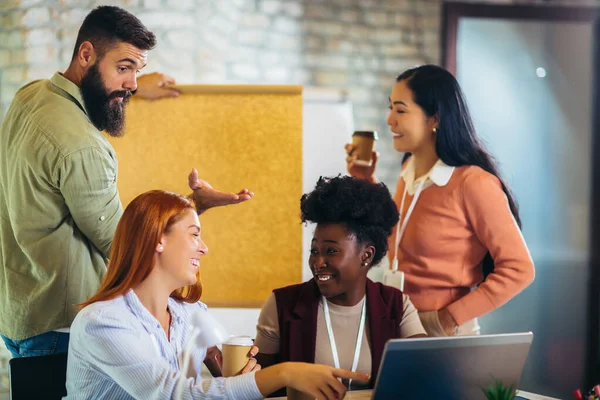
left=239, top=346, right=261, bottom=374
left=345, top=132, right=379, bottom=182
left=221, top=336, right=260, bottom=377
left=350, top=131, right=378, bottom=167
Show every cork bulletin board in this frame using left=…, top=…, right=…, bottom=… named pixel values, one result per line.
left=107, top=84, right=303, bottom=307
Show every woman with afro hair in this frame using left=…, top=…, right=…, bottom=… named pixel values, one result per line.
left=254, top=175, right=426, bottom=391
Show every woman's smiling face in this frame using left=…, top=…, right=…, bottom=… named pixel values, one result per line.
left=309, top=223, right=370, bottom=302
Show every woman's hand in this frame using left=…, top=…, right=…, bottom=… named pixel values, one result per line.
left=437, top=308, right=458, bottom=336
left=203, top=346, right=223, bottom=377
left=344, top=144, right=378, bottom=183
left=239, top=345, right=261, bottom=374
left=283, top=363, right=369, bottom=400
left=255, top=362, right=369, bottom=399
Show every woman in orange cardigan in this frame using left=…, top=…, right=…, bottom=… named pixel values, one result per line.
left=346, top=64, right=535, bottom=337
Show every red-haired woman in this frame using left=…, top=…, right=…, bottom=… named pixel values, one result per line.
left=64, top=190, right=366, bottom=400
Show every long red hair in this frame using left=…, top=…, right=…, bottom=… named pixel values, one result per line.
left=80, top=190, right=202, bottom=308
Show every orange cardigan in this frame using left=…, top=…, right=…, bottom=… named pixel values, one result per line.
left=388, top=163, right=535, bottom=326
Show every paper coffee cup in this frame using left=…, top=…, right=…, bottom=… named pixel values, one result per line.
left=221, top=336, right=253, bottom=377
left=287, top=387, right=315, bottom=400
left=352, top=131, right=378, bottom=167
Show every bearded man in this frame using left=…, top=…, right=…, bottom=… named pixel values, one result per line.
left=0, top=6, right=252, bottom=358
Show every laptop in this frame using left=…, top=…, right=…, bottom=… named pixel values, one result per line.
left=372, top=332, right=534, bottom=400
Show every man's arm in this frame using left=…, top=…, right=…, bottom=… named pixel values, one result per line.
left=58, top=147, right=123, bottom=258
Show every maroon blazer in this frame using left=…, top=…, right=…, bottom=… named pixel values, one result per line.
left=273, top=278, right=404, bottom=387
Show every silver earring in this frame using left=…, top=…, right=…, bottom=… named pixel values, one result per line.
left=363, top=262, right=369, bottom=267
left=157, top=245, right=163, bottom=252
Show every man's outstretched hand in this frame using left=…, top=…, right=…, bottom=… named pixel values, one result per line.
left=188, top=168, right=254, bottom=214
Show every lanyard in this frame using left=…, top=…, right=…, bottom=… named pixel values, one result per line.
left=323, top=296, right=366, bottom=387
left=392, top=179, right=426, bottom=272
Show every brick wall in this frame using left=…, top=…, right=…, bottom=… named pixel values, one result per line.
left=2, top=0, right=597, bottom=187
left=0, top=0, right=446, bottom=187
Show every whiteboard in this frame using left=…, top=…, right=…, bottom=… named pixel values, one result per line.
left=302, top=88, right=355, bottom=282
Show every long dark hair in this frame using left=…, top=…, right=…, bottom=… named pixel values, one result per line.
left=397, top=64, right=521, bottom=277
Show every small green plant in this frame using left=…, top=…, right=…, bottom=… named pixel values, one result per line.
left=482, top=379, right=517, bottom=400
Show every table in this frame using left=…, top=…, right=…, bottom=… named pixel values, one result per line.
left=272, top=391, right=371, bottom=400
left=272, top=389, right=560, bottom=399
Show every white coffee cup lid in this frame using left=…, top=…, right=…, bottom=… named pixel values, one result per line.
left=225, top=336, right=253, bottom=346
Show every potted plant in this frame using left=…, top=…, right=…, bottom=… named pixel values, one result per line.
left=482, top=379, right=517, bottom=400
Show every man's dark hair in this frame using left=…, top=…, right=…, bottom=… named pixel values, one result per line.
left=71, top=6, right=156, bottom=61
left=300, top=175, right=400, bottom=267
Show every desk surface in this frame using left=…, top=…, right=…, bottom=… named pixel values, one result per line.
left=271, top=391, right=371, bottom=400
left=272, top=389, right=560, bottom=399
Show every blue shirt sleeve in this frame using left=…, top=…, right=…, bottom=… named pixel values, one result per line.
left=67, top=306, right=262, bottom=400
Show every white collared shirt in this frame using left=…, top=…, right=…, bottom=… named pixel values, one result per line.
left=400, top=157, right=455, bottom=194
left=64, top=290, right=262, bottom=400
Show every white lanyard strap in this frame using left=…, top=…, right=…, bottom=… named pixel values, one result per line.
left=392, top=179, right=426, bottom=271
left=323, top=296, right=366, bottom=387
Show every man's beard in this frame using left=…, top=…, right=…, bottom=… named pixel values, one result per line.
left=79, top=63, right=133, bottom=137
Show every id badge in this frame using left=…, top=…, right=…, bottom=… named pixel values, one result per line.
left=382, top=269, right=404, bottom=291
